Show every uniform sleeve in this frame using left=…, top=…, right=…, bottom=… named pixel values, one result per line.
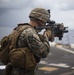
left=23, top=27, right=50, bottom=58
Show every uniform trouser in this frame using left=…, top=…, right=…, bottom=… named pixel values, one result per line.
left=4, top=63, right=36, bottom=75
left=4, top=63, right=13, bottom=75
left=11, top=68, right=35, bottom=75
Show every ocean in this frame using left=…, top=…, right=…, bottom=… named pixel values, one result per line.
left=55, top=29, right=74, bottom=44
left=0, top=26, right=74, bottom=44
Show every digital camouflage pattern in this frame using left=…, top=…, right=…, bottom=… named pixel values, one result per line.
left=5, top=23, right=50, bottom=75
left=29, top=8, right=49, bottom=22
left=18, top=24, right=50, bottom=58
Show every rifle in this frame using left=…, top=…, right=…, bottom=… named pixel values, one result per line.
left=35, top=10, right=68, bottom=42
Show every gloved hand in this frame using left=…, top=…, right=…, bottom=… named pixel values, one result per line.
left=43, top=29, right=54, bottom=42
left=38, top=34, right=45, bottom=42
left=43, top=29, right=51, bottom=40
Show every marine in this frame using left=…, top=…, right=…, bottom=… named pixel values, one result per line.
left=4, top=8, right=51, bottom=75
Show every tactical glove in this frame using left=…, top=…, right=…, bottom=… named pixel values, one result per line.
left=43, top=29, right=54, bottom=42
left=38, top=34, right=44, bottom=42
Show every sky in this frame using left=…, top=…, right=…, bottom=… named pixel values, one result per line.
left=0, top=0, right=74, bottom=43
left=0, top=0, right=74, bottom=29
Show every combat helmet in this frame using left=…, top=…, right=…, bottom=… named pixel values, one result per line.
left=29, top=8, right=49, bottom=22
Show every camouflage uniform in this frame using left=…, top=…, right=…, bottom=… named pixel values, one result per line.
left=6, top=23, right=49, bottom=75
left=5, top=8, right=50, bottom=75
left=18, top=24, right=50, bottom=58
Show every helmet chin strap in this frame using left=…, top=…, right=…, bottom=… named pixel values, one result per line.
left=36, top=19, right=44, bottom=27
left=33, top=20, right=42, bottom=32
